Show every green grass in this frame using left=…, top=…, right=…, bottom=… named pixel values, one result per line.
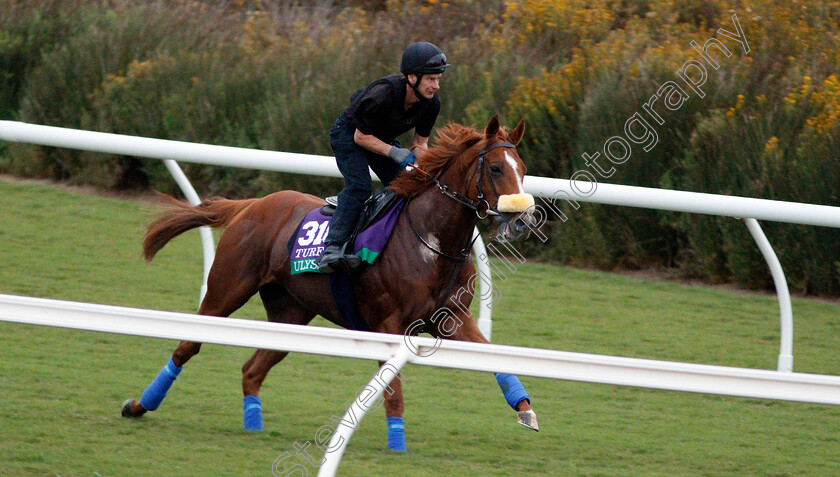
left=1, top=178, right=840, bottom=476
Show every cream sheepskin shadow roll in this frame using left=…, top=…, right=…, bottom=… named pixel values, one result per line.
left=497, top=193, right=535, bottom=213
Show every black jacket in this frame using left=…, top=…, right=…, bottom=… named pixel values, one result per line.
left=343, top=74, right=440, bottom=143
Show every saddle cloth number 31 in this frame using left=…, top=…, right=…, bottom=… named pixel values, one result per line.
left=297, top=220, right=329, bottom=247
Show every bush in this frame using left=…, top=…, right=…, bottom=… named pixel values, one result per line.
left=3, top=0, right=840, bottom=295
left=676, top=74, right=840, bottom=294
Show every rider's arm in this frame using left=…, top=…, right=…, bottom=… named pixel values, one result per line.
left=411, top=133, right=429, bottom=151
left=353, top=129, right=394, bottom=156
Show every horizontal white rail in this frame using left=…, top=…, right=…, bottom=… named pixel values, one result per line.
left=2, top=293, right=840, bottom=405
left=0, top=120, right=347, bottom=178
left=3, top=120, right=840, bottom=228
left=523, top=176, right=840, bottom=229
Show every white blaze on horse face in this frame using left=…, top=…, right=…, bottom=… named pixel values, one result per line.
left=504, top=151, right=526, bottom=193
left=421, top=233, right=439, bottom=263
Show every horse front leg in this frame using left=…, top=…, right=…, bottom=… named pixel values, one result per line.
left=432, top=309, right=539, bottom=431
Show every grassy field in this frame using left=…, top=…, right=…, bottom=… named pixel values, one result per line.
left=1, top=178, right=840, bottom=476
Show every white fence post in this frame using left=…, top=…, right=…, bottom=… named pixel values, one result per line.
left=318, top=342, right=415, bottom=477
left=743, top=218, right=794, bottom=372
left=473, top=230, right=493, bottom=341
left=160, top=159, right=215, bottom=305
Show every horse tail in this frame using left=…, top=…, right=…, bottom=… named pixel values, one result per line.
left=143, top=194, right=258, bottom=263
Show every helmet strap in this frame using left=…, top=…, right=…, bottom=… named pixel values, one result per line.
left=407, top=73, right=429, bottom=103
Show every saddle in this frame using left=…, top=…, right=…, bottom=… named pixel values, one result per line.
left=321, top=188, right=401, bottom=243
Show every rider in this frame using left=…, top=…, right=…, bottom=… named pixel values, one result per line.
left=317, top=41, right=451, bottom=273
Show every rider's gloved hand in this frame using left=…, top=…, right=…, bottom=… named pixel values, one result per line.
left=388, top=146, right=416, bottom=167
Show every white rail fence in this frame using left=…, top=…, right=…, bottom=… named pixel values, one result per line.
left=3, top=293, right=840, bottom=476
left=4, top=121, right=840, bottom=475
left=3, top=120, right=840, bottom=372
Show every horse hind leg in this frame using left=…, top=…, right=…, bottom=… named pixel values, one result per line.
left=122, top=253, right=263, bottom=419
left=240, top=349, right=288, bottom=431
left=239, top=284, right=316, bottom=431
left=120, top=339, right=204, bottom=418
left=379, top=363, right=407, bottom=452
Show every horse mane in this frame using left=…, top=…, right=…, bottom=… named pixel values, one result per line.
left=388, top=122, right=486, bottom=199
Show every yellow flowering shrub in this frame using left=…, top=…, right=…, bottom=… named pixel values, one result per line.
left=505, top=39, right=624, bottom=176
left=805, top=75, right=840, bottom=134
left=502, top=0, right=613, bottom=57
left=796, top=74, right=840, bottom=165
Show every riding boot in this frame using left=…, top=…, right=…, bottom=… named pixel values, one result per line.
left=343, top=243, right=362, bottom=270
left=318, top=242, right=362, bottom=274
left=317, top=242, right=345, bottom=274
left=319, top=182, right=366, bottom=274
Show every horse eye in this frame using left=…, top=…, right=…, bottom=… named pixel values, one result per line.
left=489, top=164, right=503, bottom=175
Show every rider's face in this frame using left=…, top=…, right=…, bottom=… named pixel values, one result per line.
left=410, top=74, right=441, bottom=100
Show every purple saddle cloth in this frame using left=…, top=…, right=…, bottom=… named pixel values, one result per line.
left=288, top=198, right=404, bottom=274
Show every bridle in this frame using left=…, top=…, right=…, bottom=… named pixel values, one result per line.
left=408, top=141, right=518, bottom=220
left=405, top=140, right=519, bottom=262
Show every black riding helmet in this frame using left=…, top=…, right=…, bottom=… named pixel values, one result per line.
left=400, top=42, right=451, bottom=100
left=401, top=42, right=451, bottom=75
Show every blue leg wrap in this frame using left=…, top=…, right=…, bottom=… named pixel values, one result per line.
left=495, top=373, right=530, bottom=410
left=387, top=416, right=406, bottom=452
left=243, top=395, right=264, bottom=432
left=139, top=357, right=182, bottom=411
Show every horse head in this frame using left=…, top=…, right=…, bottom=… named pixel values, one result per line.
left=469, top=115, right=534, bottom=242
left=391, top=115, right=536, bottom=243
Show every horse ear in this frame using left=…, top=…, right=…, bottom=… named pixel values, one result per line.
left=485, top=114, right=501, bottom=138
left=508, top=119, right=526, bottom=146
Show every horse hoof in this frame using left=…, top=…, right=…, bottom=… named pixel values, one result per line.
left=516, top=410, right=539, bottom=432
left=121, top=398, right=144, bottom=418
left=121, top=399, right=134, bottom=417
left=387, top=433, right=407, bottom=452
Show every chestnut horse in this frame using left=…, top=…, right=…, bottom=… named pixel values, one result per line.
left=121, top=115, right=539, bottom=450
